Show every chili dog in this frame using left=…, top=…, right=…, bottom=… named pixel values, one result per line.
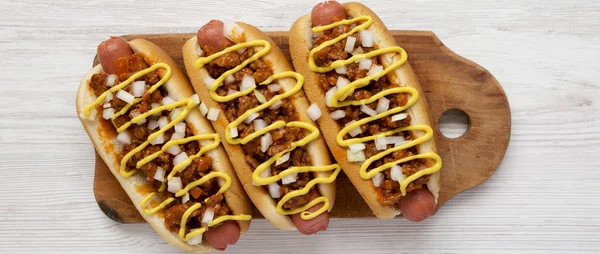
left=289, top=1, right=442, bottom=221
left=77, top=37, right=252, bottom=252
left=183, top=21, right=341, bottom=234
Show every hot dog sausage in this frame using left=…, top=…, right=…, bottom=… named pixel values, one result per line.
left=398, top=188, right=436, bottom=222
left=291, top=191, right=330, bottom=235
left=311, top=0, right=347, bottom=27
left=196, top=20, right=232, bottom=52
left=204, top=220, right=242, bottom=251
left=97, top=36, right=133, bottom=74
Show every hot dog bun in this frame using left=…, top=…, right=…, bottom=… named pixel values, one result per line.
left=289, top=2, right=440, bottom=219
left=76, top=39, right=251, bottom=253
left=183, top=22, right=336, bottom=230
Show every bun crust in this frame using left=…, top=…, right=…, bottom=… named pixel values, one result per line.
left=289, top=2, right=440, bottom=219
left=77, top=39, right=251, bottom=253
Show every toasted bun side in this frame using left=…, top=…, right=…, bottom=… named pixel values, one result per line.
left=289, top=3, right=440, bottom=219
left=77, top=39, right=250, bottom=253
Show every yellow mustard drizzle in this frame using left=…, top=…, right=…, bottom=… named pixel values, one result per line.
left=84, top=62, right=251, bottom=242
left=194, top=41, right=341, bottom=220
left=308, top=16, right=442, bottom=196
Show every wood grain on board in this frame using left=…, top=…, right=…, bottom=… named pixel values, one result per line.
left=93, top=31, right=510, bottom=223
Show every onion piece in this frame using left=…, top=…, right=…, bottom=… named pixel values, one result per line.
left=260, top=133, right=273, bottom=153
left=106, top=74, right=117, bottom=87
left=131, top=81, right=146, bottom=97
left=307, top=104, right=322, bottom=121
left=325, top=87, right=338, bottom=107
left=199, top=102, right=208, bottom=117
left=254, top=119, right=267, bottom=131
left=244, top=112, right=259, bottom=124
left=161, top=96, right=175, bottom=106
left=230, top=127, right=239, bottom=138
left=169, top=108, right=182, bottom=121
left=173, top=152, right=189, bottom=166
left=167, top=177, right=182, bottom=193
left=158, top=116, right=169, bottom=129
left=275, top=152, right=290, bottom=166
left=281, top=172, right=298, bottom=185
left=147, top=120, right=159, bottom=130
left=102, top=108, right=114, bottom=120
left=170, top=132, right=183, bottom=141
left=181, top=193, right=190, bottom=204
left=227, top=89, right=239, bottom=96
left=207, top=108, right=219, bottom=121
left=223, top=21, right=244, bottom=41
left=335, top=65, right=347, bottom=75
left=368, top=65, right=384, bottom=81
left=349, top=143, right=366, bottom=152
left=149, top=133, right=165, bottom=145
left=240, top=75, right=256, bottom=92
left=268, top=183, right=281, bottom=198
left=116, top=131, right=131, bottom=145
left=346, top=120, right=363, bottom=137
left=186, top=234, right=203, bottom=245
left=391, top=113, right=408, bottom=122
left=345, top=36, right=357, bottom=52
left=129, top=110, right=146, bottom=125
left=375, top=97, right=390, bottom=113
left=360, top=105, right=377, bottom=116
left=190, top=94, right=200, bottom=105
left=269, top=100, right=283, bottom=110
left=166, top=144, right=182, bottom=155
left=116, top=90, right=135, bottom=104
left=268, top=84, right=281, bottom=92
left=386, top=136, right=405, bottom=145
left=254, top=89, right=267, bottom=104
left=336, top=76, right=350, bottom=89
left=390, top=165, right=404, bottom=182
left=153, top=167, right=166, bottom=182
left=347, top=149, right=366, bottom=162
left=329, top=110, right=346, bottom=120
left=359, top=30, right=374, bottom=47
left=174, top=122, right=186, bottom=134
left=358, top=59, right=373, bottom=70
left=375, top=137, right=387, bottom=150
left=104, top=92, right=114, bottom=103
left=204, top=76, right=217, bottom=89
left=103, top=103, right=111, bottom=108
left=195, top=46, right=203, bottom=56
left=253, top=167, right=271, bottom=186
left=225, top=75, right=235, bottom=84
left=352, top=47, right=364, bottom=56
left=201, top=208, right=215, bottom=224
left=372, top=173, right=384, bottom=187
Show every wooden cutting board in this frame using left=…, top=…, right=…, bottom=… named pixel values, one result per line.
left=92, top=31, right=511, bottom=223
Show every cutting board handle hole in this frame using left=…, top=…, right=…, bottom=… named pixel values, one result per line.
left=438, top=109, right=470, bottom=139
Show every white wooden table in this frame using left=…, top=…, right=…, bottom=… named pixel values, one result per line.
left=1, top=0, right=599, bottom=253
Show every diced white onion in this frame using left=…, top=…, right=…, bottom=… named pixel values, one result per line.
left=147, top=120, right=159, bottom=130
left=230, top=127, right=239, bottom=138
left=391, top=165, right=405, bottom=182
left=116, top=131, right=131, bottom=145
left=131, top=81, right=146, bottom=97
left=116, top=90, right=135, bottom=104
left=336, top=76, right=350, bottom=90
left=225, top=75, right=235, bottom=84
left=352, top=47, right=364, bottom=55
left=102, top=108, right=114, bottom=120
left=240, top=75, right=255, bottom=92
left=158, top=116, right=169, bottom=129
left=368, top=65, right=384, bottom=81
left=375, top=137, right=387, bottom=150
left=190, top=94, right=200, bottom=105
left=325, top=87, right=338, bottom=107
left=162, top=96, right=175, bottom=105
left=173, top=152, right=189, bottom=166
left=104, top=92, right=114, bottom=103
left=391, top=113, right=408, bottom=122
left=151, top=103, right=161, bottom=110
left=182, top=193, right=190, bottom=204
left=275, top=153, right=290, bottom=166
left=253, top=168, right=271, bottom=186
left=268, top=183, right=281, bottom=198
left=346, top=120, right=363, bottom=137
left=359, top=30, right=374, bottom=47
left=386, top=136, right=405, bottom=145
left=186, top=233, right=203, bottom=245
left=372, top=173, right=384, bottom=187
left=347, top=149, right=366, bottom=162
left=201, top=209, right=215, bottom=224
left=335, top=65, right=347, bottom=75
left=268, top=84, right=281, bottom=92
left=227, top=89, right=239, bottom=96
left=103, top=103, right=111, bottom=109
left=167, top=177, right=182, bottom=193
left=204, top=76, right=217, bottom=89
left=149, top=133, right=165, bottom=145
left=281, top=172, right=298, bottom=185
left=345, top=36, right=357, bottom=52
left=244, top=112, right=259, bottom=124
left=349, top=143, right=366, bottom=152
left=169, top=108, right=182, bottom=121
left=237, top=48, right=246, bottom=54
left=329, top=110, right=346, bottom=120
left=166, top=144, right=182, bottom=155
left=195, top=46, right=203, bottom=56
left=307, top=104, right=322, bottom=121
left=254, top=119, right=267, bottom=131
left=376, top=97, right=390, bottom=113
left=199, top=102, right=208, bottom=117
left=153, top=167, right=166, bottom=182
left=260, top=133, right=273, bottom=153
left=223, top=21, right=244, bottom=41
left=254, top=89, right=267, bottom=104
left=207, top=108, right=219, bottom=121
left=106, top=74, right=117, bottom=87
left=269, top=100, right=283, bottom=110
left=360, top=105, right=377, bottom=116
left=358, top=59, right=373, bottom=70
left=174, top=122, right=186, bottom=134
left=170, top=132, right=183, bottom=141
left=130, top=110, right=146, bottom=125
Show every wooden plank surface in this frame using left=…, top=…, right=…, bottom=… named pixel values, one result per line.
left=1, top=0, right=600, bottom=253
left=93, top=31, right=510, bottom=222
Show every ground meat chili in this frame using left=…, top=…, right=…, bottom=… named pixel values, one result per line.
left=312, top=23, right=431, bottom=206
left=89, top=53, right=232, bottom=234
left=200, top=43, right=316, bottom=210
